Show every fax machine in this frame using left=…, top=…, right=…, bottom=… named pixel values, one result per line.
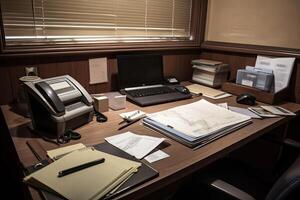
left=24, top=75, right=94, bottom=138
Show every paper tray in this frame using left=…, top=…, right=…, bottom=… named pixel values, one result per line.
left=222, top=82, right=289, bottom=104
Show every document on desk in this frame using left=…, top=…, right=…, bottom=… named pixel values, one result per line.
left=255, top=55, right=295, bottom=93
left=24, top=147, right=141, bottom=200
left=145, top=99, right=251, bottom=139
left=47, top=143, right=86, bottom=160
left=228, top=106, right=262, bottom=119
left=105, top=132, right=165, bottom=159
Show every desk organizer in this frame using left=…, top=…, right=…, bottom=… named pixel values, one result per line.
left=222, top=82, right=289, bottom=104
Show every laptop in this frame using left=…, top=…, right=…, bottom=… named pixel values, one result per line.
left=117, top=54, right=192, bottom=106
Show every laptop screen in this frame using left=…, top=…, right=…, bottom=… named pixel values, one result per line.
left=117, top=54, right=164, bottom=89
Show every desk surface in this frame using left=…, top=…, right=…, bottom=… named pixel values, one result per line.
left=3, top=93, right=300, bottom=200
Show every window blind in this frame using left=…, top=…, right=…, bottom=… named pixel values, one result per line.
left=1, top=0, right=193, bottom=46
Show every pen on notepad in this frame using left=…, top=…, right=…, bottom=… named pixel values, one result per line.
left=118, top=118, right=140, bottom=130
left=57, top=158, right=105, bottom=177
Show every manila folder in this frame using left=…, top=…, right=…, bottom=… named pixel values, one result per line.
left=24, top=147, right=141, bottom=200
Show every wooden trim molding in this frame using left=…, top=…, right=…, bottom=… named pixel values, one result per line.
left=201, top=41, right=300, bottom=58
left=0, top=0, right=204, bottom=58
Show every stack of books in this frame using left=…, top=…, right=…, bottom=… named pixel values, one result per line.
left=143, top=99, right=251, bottom=149
left=192, top=59, right=230, bottom=88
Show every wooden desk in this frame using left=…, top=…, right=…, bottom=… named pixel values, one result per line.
left=3, top=95, right=300, bottom=200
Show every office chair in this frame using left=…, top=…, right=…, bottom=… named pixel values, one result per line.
left=198, top=139, right=300, bottom=200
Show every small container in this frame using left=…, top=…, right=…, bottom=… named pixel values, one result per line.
left=105, top=92, right=126, bottom=110
left=93, top=95, right=109, bottom=113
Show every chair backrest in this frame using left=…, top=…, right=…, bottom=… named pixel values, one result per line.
left=266, top=155, right=300, bottom=200
left=0, top=108, right=29, bottom=199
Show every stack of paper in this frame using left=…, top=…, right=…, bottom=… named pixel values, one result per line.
left=143, top=99, right=252, bottom=149
left=191, top=59, right=230, bottom=88
left=24, top=147, right=141, bottom=200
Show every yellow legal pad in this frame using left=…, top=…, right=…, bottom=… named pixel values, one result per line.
left=24, top=147, right=141, bottom=200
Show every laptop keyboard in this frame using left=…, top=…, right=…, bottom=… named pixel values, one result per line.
left=126, top=86, right=176, bottom=97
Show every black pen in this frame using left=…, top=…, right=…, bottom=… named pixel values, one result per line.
left=57, top=158, right=105, bottom=177
left=118, top=118, right=140, bottom=130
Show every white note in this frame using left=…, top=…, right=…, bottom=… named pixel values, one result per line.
left=144, top=150, right=170, bottom=163
left=105, top=132, right=165, bottom=159
left=89, top=57, right=108, bottom=84
left=120, top=110, right=147, bottom=121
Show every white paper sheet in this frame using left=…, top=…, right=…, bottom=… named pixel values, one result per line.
left=105, top=132, right=165, bottom=159
left=204, top=93, right=232, bottom=100
left=255, top=55, right=295, bottom=93
left=144, top=150, right=169, bottom=163
left=217, top=103, right=228, bottom=109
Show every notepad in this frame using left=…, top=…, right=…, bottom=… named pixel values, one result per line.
left=186, top=84, right=226, bottom=97
left=24, top=147, right=141, bottom=200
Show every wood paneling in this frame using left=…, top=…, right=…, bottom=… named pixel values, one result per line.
left=205, top=0, right=300, bottom=50
left=0, top=52, right=199, bottom=105
left=163, top=54, right=198, bottom=82
left=0, top=67, right=13, bottom=104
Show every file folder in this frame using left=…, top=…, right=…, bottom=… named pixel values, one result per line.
left=26, top=142, right=159, bottom=200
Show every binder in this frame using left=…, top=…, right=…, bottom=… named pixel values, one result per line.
left=143, top=118, right=251, bottom=149
left=143, top=100, right=252, bottom=149
left=26, top=142, right=159, bottom=200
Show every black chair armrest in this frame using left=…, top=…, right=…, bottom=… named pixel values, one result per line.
left=283, top=138, right=300, bottom=150
left=263, top=137, right=300, bottom=150
left=210, top=179, right=255, bottom=200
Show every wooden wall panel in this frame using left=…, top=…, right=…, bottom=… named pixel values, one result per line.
left=0, top=52, right=200, bottom=105
left=205, top=0, right=300, bottom=49
left=163, top=54, right=198, bottom=81
left=0, top=68, right=13, bottom=104
left=8, top=66, right=26, bottom=102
